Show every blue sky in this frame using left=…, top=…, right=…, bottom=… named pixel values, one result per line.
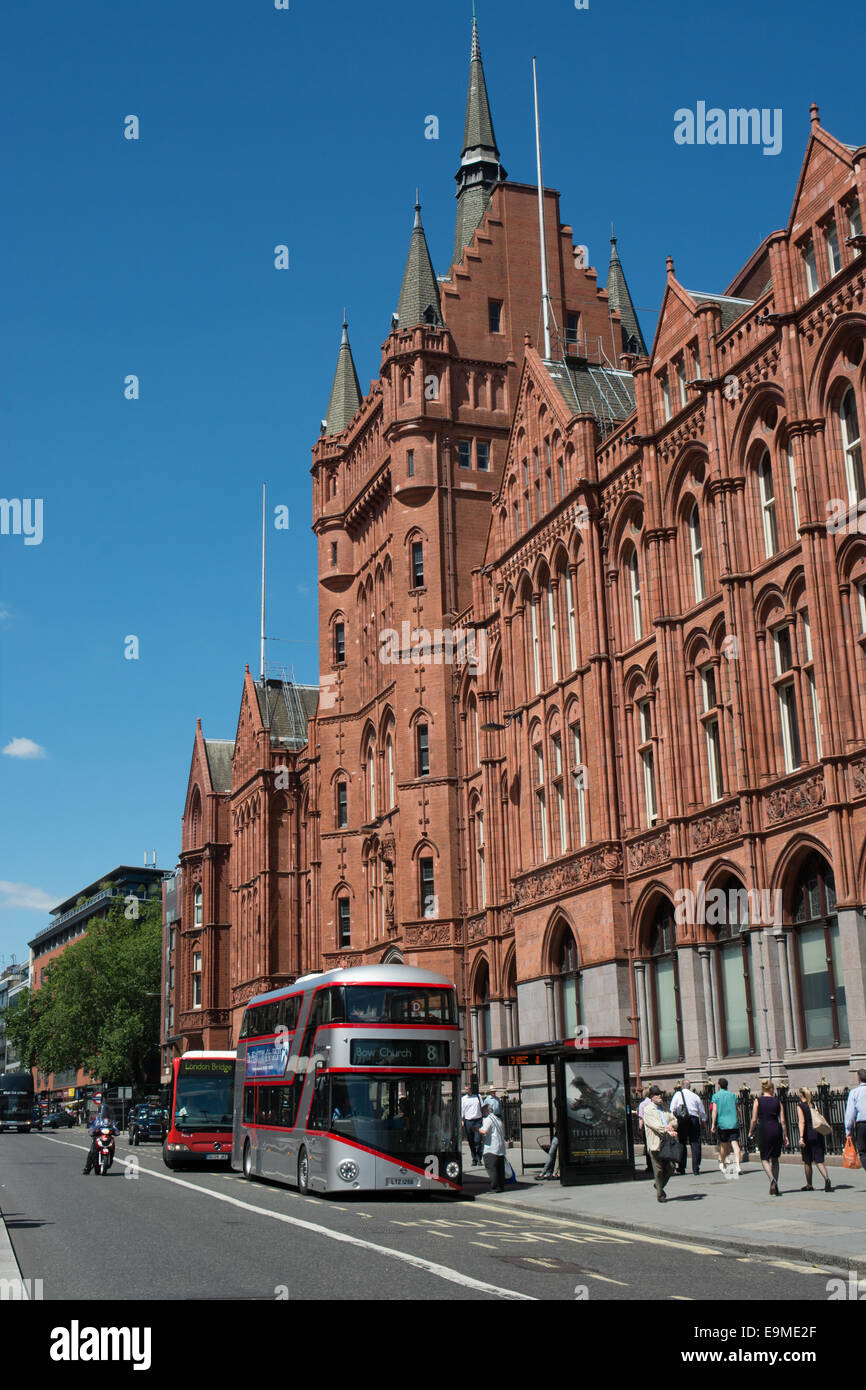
left=0, top=0, right=861, bottom=960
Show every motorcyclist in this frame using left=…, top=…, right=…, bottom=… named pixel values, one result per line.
left=82, top=1113, right=118, bottom=1175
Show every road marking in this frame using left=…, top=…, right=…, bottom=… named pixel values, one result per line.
left=471, top=1242, right=498, bottom=1249
left=669, top=1295, right=693, bottom=1300
left=584, top=1271, right=629, bottom=1286
left=38, top=1136, right=535, bottom=1301
left=470, top=1200, right=726, bottom=1255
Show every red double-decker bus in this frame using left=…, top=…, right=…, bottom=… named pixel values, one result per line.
left=163, top=1050, right=235, bottom=1169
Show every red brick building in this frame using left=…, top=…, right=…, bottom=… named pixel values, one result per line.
left=166, top=23, right=866, bottom=1098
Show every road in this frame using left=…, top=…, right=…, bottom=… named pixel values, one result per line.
left=0, top=1130, right=844, bottom=1302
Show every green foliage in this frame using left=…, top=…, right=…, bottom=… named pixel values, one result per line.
left=6, top=898, right=162, bottom=1086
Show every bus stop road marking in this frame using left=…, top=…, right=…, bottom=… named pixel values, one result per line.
left=38, top=1136, right=535, bottom=1301
left=470, top=1200, right=724, bottom=1255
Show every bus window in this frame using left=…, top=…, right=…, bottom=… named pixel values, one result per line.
left=344, top=987, right=456, bottom=1024
left=278, top=1083, right=299, bottom=1129
left=309, top=1075, right=330, bottom=1130
left=243, top=1085, right=256, bottom=1124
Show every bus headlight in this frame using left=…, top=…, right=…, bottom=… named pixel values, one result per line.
left=445, top=1161, right=460, bottom=1181
left=337, top=1160, right=359, bottom=1183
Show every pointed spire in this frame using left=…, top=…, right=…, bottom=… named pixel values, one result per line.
left=453, top=13, right=507, bottom=265
left=324, top=313, right=362, bottom=435
left=396, top=196, right=443, bottom=329
left=606, top=232, right=648, bottom=357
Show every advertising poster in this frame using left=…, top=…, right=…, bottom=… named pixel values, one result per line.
left=562, top=1058, right=629, bottom=1165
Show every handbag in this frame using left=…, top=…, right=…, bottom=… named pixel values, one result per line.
left=503, top=1156, right=517, bottom=1184
left=809, top=1106, right=831, bottom=1137
left=658, top=1133, right=685, bottom=1165
left=843, top=1135, right=861, bottom=1170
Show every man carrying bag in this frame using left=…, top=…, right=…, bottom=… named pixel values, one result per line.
left=642, top=1085, right=683, bottom=1203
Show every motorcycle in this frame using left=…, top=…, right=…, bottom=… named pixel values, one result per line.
left=94, top=1125, right=115, bottom=1176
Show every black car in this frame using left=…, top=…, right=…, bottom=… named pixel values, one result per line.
left=44, top=1110, right=75, bottom=1128
left=128, top=1107, right=167, bottom=1145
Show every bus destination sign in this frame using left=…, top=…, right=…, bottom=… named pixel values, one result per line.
left=349, top=1039, right=450, bottom=1068
left=180, top=1061, right=235, bottom=1076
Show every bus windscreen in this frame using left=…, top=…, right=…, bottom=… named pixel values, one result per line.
left=175, top=1061, right=234, bottom=1132
left=343, top=986, right=456, bottom=1025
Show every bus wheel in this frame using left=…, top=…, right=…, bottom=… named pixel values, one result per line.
left=297, top=1147, right=310, bottom=1195
left=162, top=1144, right=176, bottom=1171
left=242, top=1140, right=253, bottom=1180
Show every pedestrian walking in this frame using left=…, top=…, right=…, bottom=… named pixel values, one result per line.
left=482, top=1083, right=502, bottom=1117
left=749, top=1080, right=789, bottom=1196
left=478, top=1100, right=507, bottom=1193
left=642, top=1085, right=681, bottom=1203
left=711, top=1077, right=741, bottom=1177
left=796, top=1087, right=832, bottom=1192
left=637, top=1089, right=654, bottom=1176
left=460, top=1084, right=483, bottom=1165
left=670, top=1080, right=707, bottom=1175
left=844, top=1069, right=866, bottom=1177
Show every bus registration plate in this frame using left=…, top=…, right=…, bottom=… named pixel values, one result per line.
left=386, top=1176, right=417, bottom=1187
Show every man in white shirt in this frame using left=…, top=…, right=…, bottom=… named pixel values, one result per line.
left=460, top=1085, right=483, bottom=1165
left=478, top=1100, right=507, bottom=1192
left=670, top=1082, right=708, bottom=1176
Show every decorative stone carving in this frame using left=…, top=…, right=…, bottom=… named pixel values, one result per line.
left=850, top=758, right=866, bottom=795
left=691, top=803, right=742, bottom=849
left=405, top=922, right=452, bottom=947
left=765, top=772, right=825, bottom=824
left=513, top=843, right=623, bottom=906
left=628, top=829, right=671, bottom=872
left=467, top=913, right=487, bottom=942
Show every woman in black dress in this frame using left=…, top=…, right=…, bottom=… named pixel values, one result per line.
left=797, top=1087, right=832, bottom=1192
left=749, top=1079, right=789, bottom=1195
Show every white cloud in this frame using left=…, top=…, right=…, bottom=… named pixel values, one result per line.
left=2, top=738, right=47, bottom=759
left=0, top=881, right=57, bottom=911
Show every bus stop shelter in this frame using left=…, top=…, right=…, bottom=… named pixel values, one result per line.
left=483, top=1037, right=637, bottom=1186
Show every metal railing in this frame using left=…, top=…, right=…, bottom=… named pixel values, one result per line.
left=631, top=1083, right=852, bottom=1157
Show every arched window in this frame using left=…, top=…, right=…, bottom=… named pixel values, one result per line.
left=554, top=929, right=582, bottom=1036
left=647, top=902, right=682, bottom=1063
left=790, top=855, right=847, bottom=1048
left=193, top=885, right=202, bottom=927
left=385, top=730, right=395, bottom=808
left=689, top=504, right=705, bottom=602
left=473, top=961, right=491, bottom=1086
left=565, top=568, right=577, bottom=670
left=709, top=877, right=756, bottom=1057
left=473, top=803, right=486, bottom=908
left=532, top=731, right=549, bottom=860
left=364, top=736, right=377, bottom=820
left=627, top=546, right=642, bottom=641
left=757, top=450, right=779, bottom=557
left=546, top=584, right=559, bottom=684
left=840, top=386, right=864, bottom=505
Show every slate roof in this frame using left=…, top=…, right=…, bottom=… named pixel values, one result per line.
left=204, top=740, right=234, bottom=793
left=606, top=236, right=648, bottom=356
left=686, top=291, right=754, bottom=330
left=461, top=20, right=499, bottom=157
left=544, top=360, right=636, bottom=438
left=397, top=202, right=443, bottom=328
left=324, top=318, right=362, bottom=435
left=254, top=680, right=318, bottom=749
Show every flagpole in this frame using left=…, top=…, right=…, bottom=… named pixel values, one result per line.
left=532, top=57, right=552, bottom=360
left=260, top=483, right=266, bottom=681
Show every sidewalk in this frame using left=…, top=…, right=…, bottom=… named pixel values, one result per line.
left=461, top=1144, right=866, bottom=1273
left=0, top=1204, right=32, bottom=1298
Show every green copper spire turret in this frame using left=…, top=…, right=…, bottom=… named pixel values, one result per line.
left=396, top=198, right=443, bottom=329
left=324, top=315, right=362, bottom=435
left=453, top=16, right=506, bottom=265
